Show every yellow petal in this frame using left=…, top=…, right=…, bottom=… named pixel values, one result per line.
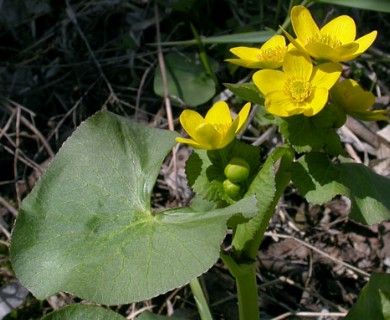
left=320, top=15, right=356, bottom=44
left=341, top=30, right=377, bottom=61
left=225, top=58, right=282, bottom=69
left=218, top=121, right=239, bottom=149
left=349, top=110, right=389, bottom=122
left=192, top=122, right=221, bottom=149
left=179, top=109, right=207, bottom=138
left=291, top=6, right=319, bottom=42
left=302, top=87, right=329, bottom=116
left=234, top=102, right=251, bottom=134
left=205, top=101, right=232, bottom=125
left=348, top=91, right=376, bottom=112
left=229, top=47, right=262, bottom=61
left=261, top=35, right=286, bottom=50
left=311, top=62, right=342, bottom=90
left=331, top=79, right=375, bottom=113
left=306, top=42, right=358, bottom=62
left=283, top=51, right=312, bottom=80
left=280, top=26, right=307, bottom=54
left=252, top=69, right=286, bottom=95
left=334, top=43, right=359, bottom=59
left=265, top=91, right=303, bottom=117
left=175, top=137, right=205, bottom=149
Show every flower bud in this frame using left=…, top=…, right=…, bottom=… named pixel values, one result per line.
left=223, top=179, right=242, bottom=200
left=224, top=157, right=250, bottom=183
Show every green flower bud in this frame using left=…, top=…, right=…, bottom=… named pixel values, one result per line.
left=223, top=179, right=241, bottom=200
left=224, top=157, right=250, bottom=183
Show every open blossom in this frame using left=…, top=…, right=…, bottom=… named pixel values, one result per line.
left=284, top=5, right=377, bottom=62
left=226, top=35, right=288, bottom=69
left=253, top=50, right=342, bottom=117
left=330, top=79, right=388, bottom=121
left=176, top=101, right=251, bottom=150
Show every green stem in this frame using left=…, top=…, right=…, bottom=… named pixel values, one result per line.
left=189, top=277, right=213, bottom=320
left=221, top=252, right=259, bottom=320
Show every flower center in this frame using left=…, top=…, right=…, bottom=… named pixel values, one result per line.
left=306, top=33, right=342, bottom=48
left=285, top=78, right=312, bottom=102
left=212, top=123, right=230, bottom=135
left=257, top=46, right=287, bottom=61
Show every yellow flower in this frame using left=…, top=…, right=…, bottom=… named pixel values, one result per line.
left=176, top=101, right=251, bottom=150
left=226, top=35, right=288, bottom=69
left=330, top=79, right=388, bottom=121
left=284, top=5, right=377, bottom=62
left=252, top=50, right=342, bottom=117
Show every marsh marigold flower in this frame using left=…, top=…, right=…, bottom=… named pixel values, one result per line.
left=284, top=5, right=377, bottom=62
left=330, top=79, right=388, bottom=121
left=253, top=50, right=342, bottom=117
left=175, top=101, right=251, bottom=150
left=226, top=35, right=288, bottom=69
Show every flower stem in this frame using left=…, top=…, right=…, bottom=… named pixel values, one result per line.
left=221, top=252, right=259, bottom=320
left=189, top=277, right=213, bottom=320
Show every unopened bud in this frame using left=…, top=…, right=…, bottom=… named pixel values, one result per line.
left=223, top=179, right=241, bottom=200
left=224, top=157, right=250, bottom=183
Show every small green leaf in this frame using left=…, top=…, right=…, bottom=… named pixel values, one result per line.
left=291, top=153, right=390, bottom=225
left=316, top=0, right=390, bottom=13
left=10, top=111, right=258, bottom=305
left=156, top=30, right=274, bottom=46
left=224, top=83, right=264, bottom=106
left=41, top=304, right=125, bottom=320
left=345, top=273, right=390, bottom=320
left=153, top=52, right=218, bottom=107
left=278, top=110, right=343, bottom=155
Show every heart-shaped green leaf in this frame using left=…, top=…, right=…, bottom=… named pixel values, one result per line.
left=153, top=52, right=218, bottom=107
left=291, top=153, right=390, bottom=225
left=10, top=111, right=257, bottom=305
left=41, top=304, right=125, bottom=320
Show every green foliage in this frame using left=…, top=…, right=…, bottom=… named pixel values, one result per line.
left=316, top=0, right=390, bottom=13
left=136, top=311, right=181, bottom=319
left=345, top=273, right=390, bottom=320
left=224, top=83, right=264, bottom=106
left=291, top=153, right=390, bottom=225
left=153, top=52, right=218, bottom=107
left=159, top=31, right=274, bottom=46
left=41, top=304, right=125, bottom=320
left=10, top=111, right=258, bottom=305
left=278, top=109, right=344, bottom=155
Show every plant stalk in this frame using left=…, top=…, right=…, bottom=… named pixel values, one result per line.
left=221, top=252, right=260, bottom=320
left=189, top=277, right=213, bottom=320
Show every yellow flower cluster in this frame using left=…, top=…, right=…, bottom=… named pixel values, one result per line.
left=175, top=6, right=386, bottom=151
left=228, top=5, right=382, bottom=119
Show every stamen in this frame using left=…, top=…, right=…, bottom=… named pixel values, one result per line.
left=306, top=33, right=342, bottom=48
left=257, top=46, right=287, bottom=61
left=284, top=78, right=312, bottom=102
